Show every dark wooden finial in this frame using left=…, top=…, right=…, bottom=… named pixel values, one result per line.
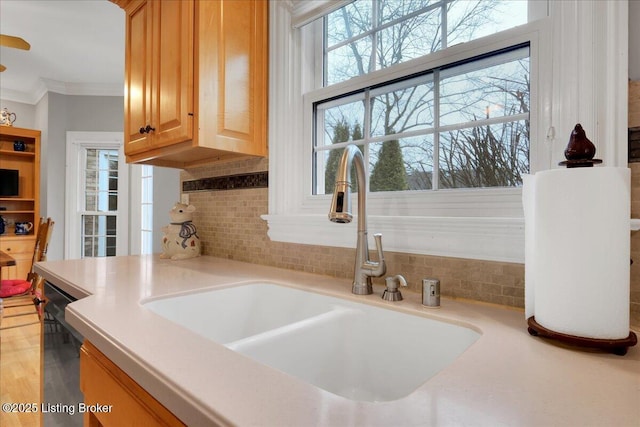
left=559, top=123, right=602, bottom=168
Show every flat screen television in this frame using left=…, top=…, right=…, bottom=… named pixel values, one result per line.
left=0, top=169, right=19, bottom=197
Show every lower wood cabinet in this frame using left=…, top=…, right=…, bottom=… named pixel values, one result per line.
left=0, top=236, right=35, bottom=281
left=79, top=341, right=185, bottom=427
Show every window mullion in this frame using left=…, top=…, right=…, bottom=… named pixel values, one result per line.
left=433, top=69, right=440, bottom=191
left=441, top=1, right=448, bottom=49
left=315, top=106, right=326, bottom=193
left=363, top=87, right=372, bottom=190
left=370, top=0, right=378, bottom=74
left=322, top=17, right=329, bottom=87
left=439, top=113, right=530, bottom=134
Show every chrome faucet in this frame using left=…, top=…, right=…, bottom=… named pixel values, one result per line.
left=328, top=144, right=386, bottom=295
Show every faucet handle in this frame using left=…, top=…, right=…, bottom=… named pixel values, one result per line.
left=381, top=274, right=407, bottom=301
left=372, top=233, right=386, bottom=274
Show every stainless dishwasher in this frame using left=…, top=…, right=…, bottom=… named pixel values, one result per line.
left=44, top=281, right=84, bottom=344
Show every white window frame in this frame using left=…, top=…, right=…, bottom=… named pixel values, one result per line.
left=65, top=131, right=129, bottom=259
left=128, top=164, right=154, bottom=255
left=263, top=0, right=629, bottom=263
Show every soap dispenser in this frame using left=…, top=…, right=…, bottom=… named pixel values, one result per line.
left=381, top=275, right=407, bottom=301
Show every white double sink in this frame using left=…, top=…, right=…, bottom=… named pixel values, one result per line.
left=143, top=282, right=480, bottom=402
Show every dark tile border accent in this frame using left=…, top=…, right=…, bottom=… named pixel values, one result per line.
left=630, top=127, right=640, bottom=163
left=183, top=171, right=268, bottom=192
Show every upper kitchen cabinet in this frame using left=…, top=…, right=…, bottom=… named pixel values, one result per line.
left=120, top=0, right=194, bottom=158
left=111, top=0, right=268, bottom=168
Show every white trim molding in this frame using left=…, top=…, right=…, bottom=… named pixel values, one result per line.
left=290, top=0, right=354, bottom=28
left=1, top=78, right=123, bottom=105
left=548, top=0, right=629, bottom=167
left=264, top=214, right=525, bottom=263
left=264, top=0, right=629, bottom=264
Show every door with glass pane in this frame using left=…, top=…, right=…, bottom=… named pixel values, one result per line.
left=66, top=132, right=129, bottom=259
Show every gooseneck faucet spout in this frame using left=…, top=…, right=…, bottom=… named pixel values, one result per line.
left=328, top=145, right=386, bottom=295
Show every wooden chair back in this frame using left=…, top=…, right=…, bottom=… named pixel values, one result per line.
left=29, top=217, right=54, bottom=271
left=1, top=217, right=54, bottom=324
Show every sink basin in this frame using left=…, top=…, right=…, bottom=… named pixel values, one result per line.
left=143, top=282, right=337, bottom=344
left=143, top=282, right=480, bottom=402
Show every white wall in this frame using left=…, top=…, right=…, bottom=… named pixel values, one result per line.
left=42, top=93, right=125, bottom=260
left=0, top=99, right=36, bottom=128
left=152, top=167, right=181, bottom=254
left=1, top=93, right=179, bottom=260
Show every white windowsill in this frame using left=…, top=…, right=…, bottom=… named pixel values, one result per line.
left=262, top=214, right=526, bottom=263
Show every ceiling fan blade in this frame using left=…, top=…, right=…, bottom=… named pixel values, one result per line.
left=0, top=35, right=31, bottom=50
left=0, top=64, right=5, bottom=72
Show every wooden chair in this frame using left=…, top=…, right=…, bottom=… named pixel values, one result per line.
left=0, top=217, right=54, bottom=329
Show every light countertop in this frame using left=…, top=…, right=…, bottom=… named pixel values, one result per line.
left=35, top=255, right=639, bottom=426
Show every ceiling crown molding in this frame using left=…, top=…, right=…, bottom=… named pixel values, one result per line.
left=1, top=78, right=123, bottom=105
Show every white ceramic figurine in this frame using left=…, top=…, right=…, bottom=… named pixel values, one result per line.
left=160, top=202, right=201, bottom=260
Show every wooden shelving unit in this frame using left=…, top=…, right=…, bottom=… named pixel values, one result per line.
left=0, top=126, right=43, bottom=426
left=0, top=126, right=41, bottom=281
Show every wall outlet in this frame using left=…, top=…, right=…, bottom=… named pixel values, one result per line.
left=181, top=193, right=190, bottom=205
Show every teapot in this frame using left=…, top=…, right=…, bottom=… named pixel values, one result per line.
left=15, top=221, right=33, bottom=235
left=0, top=108, right=16, bottom=127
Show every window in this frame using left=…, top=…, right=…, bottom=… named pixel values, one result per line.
left=82, top=148, right=119, bottom=257
left=314, top=0, right=530, bottom=195
left=314, top=46, right=530, bottom=194
left=265, top=0, right=627, bottom=263
left=65, top=132, right=129, bottom=260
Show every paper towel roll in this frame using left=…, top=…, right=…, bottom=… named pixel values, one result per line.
left=523, top=167, right=630, bottom=339
left=522, top=174, right=536, bottom=320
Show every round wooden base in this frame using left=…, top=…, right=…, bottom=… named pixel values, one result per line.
left=527, top=316, right=637, bottom=356
left=558, top=158, right=602, bottom=168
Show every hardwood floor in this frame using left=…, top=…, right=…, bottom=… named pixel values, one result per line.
left=0, top=305, right=42, bottom=427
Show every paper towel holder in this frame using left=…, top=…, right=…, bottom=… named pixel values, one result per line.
left=558, top=123, right=603, bottom=168
left=527, top=316, right=637, bottom=356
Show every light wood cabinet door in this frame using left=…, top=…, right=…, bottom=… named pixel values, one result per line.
left=0, top=238, right=34, bottom=280
left=197, top=0, right=268, bottom=157
left=80, top=341, right=185, bottom=427
left=149, top=0, right=194, bottom=150
left=123, top=0, right=152, bottom=154
left=123, top=0, right=194, bottom=156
